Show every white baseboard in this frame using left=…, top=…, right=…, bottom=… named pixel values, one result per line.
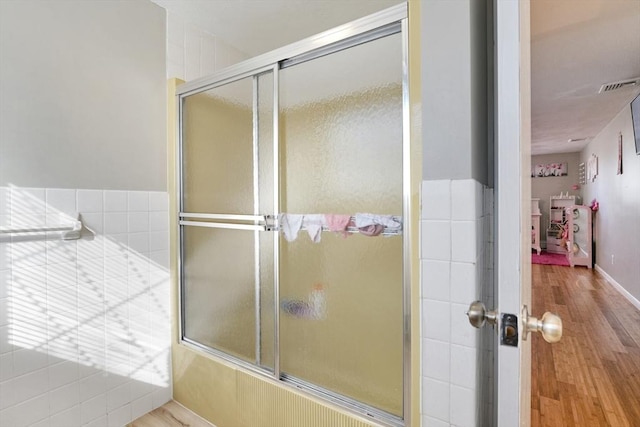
left=595, top=264, right=640, bottom=311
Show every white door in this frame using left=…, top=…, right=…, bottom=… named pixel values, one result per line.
left=494, top=0, right=531, bottom=425
left=493, top=1, right=561, bottom=426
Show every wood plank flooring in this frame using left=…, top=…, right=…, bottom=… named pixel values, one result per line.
left=127, top=401, right=215, bottom=427
left=531, top=264, right=640, bottom=427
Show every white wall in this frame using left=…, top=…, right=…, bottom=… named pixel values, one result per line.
left=0, top=187, right=171, bottom=427
left=0, top=0, right=167, bottom=191
left=420, top=179, right=493, bottom=427
left=420, top=1, right=493, bottom=425
left=579, top=103, right=640, bottom=303
left=166, top=13, right=248, bottom=81
left=0, top=1, right=171, bottom=426
left=421, top=0, right=489, bottom=185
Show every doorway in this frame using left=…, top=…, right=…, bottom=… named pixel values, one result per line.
left=528, top=1, right=640, bottom=425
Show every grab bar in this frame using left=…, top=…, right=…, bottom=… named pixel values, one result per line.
left=180, top=213, right=268, bottom=222
left=0, top=215, right=83, bottom=240
left=180, top=220, right=267, bottom=231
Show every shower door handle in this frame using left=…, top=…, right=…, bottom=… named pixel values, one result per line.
left=180, top=213, right=268, bottom=222
left=179, top=213, right=275, bottom=231
left=179, top=220, right=267, bottom=231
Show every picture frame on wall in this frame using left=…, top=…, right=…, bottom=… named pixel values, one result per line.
left=631, top=93, right=640, bottom=155
left=587, top=153, right=598, bottom=182
left=617, top=133, right=623, bottom=175
left=531, top=162, right=568, bottom=178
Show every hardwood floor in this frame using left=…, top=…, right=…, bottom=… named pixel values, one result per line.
left=127, top=401, right=215, bottom=427
left=531, top=264, right=640, bottom=427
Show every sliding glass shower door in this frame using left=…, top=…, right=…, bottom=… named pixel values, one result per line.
left=180, top=71, right=275, bottom=370
left=178, top=13, right=407, bottom=424
left=278, top=32, right=403, bottom=416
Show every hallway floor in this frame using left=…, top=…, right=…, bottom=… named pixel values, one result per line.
left=531, top=264, right=640, bottom=426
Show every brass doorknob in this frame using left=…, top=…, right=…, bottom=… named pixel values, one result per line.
left=466, top=301, right=498, bottom=328
left=522, top=305, right=562, bottom=343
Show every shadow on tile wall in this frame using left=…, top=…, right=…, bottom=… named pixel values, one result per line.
left=0, top=186, right=172, bottom=427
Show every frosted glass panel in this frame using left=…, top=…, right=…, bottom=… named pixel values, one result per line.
left=279, top=35, right=402, bottom=213
left=180, top=71, right=275, bottom=369
left=279, top=33, right=403, bottom=416
left=182, top=77, right=253, bottom=214
left=183, top=226, right=256, bottom=362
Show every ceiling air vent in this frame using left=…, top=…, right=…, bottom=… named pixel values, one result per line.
left=598, top=77, right=640, bottom=93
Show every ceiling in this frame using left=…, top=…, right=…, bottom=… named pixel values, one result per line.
left=531, top=0, right=640, bottom=155
left=152, top=0, right=640, bottom=156
left=151, top=0, right=402, bottom=57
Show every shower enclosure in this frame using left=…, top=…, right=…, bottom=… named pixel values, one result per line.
left=176, top=5, right=410, bottom=425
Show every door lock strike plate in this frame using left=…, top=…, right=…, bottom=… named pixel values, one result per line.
left=500, top=313, right=518, bottom=347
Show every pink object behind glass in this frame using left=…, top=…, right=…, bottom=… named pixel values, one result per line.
left=324, top=214, right=351, bottom=238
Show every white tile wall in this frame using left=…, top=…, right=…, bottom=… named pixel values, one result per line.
left=166, top=13, right=249, bottom=81
left=0, top=186, right=171, bottom=427
left=420, top=179, right=494, bottom=426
